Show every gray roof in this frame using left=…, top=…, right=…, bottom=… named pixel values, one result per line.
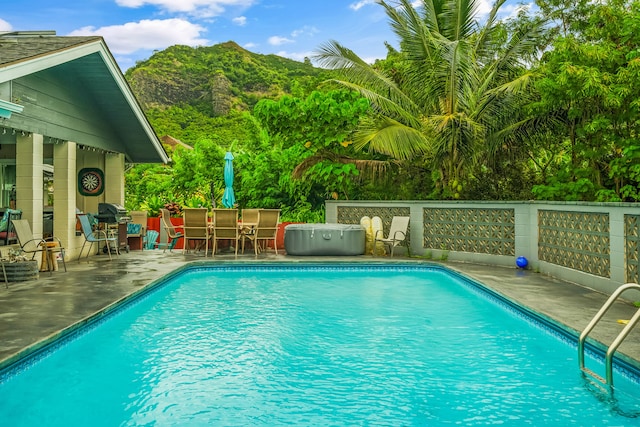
left=0, top=32, right=101, bottom=66
left=0, top=31, right=169, bottom=164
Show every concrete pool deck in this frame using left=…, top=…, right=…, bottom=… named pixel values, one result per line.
left=1, top=249, right=639, bottom=376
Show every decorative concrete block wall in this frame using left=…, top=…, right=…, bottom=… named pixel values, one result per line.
left=423, top=207, right=515, bottom=256
left=626, top=214, right=640, bottom=284
left=538, top=210, right=610, bottom=278
left=326, top=200, right=640, bottom=296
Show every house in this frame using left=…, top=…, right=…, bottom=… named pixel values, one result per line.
left=0, top=30, right=169, bottom=259
left=161, top=135, right=193, bottom=153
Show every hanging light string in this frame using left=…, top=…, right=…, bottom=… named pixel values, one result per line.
left=77, top=144, right=118, bottom=155
left=0, top=127, right=31, bottom=137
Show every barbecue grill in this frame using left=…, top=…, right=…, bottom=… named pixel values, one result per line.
left=95, top=203, right=131, bottom=253
left=95, top=203, right=130, bottom=224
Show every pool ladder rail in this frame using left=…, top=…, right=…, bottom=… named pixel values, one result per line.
left=578, top=282, right=640, bottom=387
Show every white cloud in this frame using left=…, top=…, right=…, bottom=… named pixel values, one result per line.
left=499, top=2, right=534, bottom=20
left=349, top=0, right=376, bottom=11
left=232, top=16, right=247, bottom=26
left=68, top=18, right=208, bottom=54
left=275, top=50, right=314, bottom=63
left=0, top=19, right=12, bottom=32
left=243, top=42, right=257, bottom=49
left=291, top=26, right=318, bottom=38
left=361, top=55, right=384, bottom=64
left=476, top=0, right=534, bottom=20
left=115, top=0, right=256, bottom=18
left=268, top=35, right=293, bottom=46
left=399, top=0, right=518, bottom=21
left=475, top=0, right=493, bottom=18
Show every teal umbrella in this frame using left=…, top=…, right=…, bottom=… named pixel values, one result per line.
left=221, top=151, right=235, bottom=208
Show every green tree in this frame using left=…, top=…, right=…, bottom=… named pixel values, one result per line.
left=532, top=0, right=640, bottom=201
left=170, top=140, right=226, bottom=206
left=314, top=0, right=546, bottom=198
left=124, top=163, right=175, bottom=215
left=253, top=90, right=371, bottom=201
left=236, top=120, right=327, bottom=222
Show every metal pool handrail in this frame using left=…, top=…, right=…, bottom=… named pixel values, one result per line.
left=578, top=282, right=640, bottom=386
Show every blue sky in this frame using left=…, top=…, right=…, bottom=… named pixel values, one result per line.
left=1, top=0, right=532, bottom=71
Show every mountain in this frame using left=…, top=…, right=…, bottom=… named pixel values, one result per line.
left=125, top=41, right=331, bottom=116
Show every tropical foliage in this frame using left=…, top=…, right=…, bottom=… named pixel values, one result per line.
left=531, top=0, right=640, bottom=201
left=124, top=0, right=640, bottom=221
left=313, top=0, right=546, bottom=198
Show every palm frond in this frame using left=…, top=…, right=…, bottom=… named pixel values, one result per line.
left=322, top=78, right=422, bottom=129
left=480, top=15, right=548, bottom=86
left=439, top=38, right=478, bottom=115
left=420, top=0, right=442, bottom=33
left=443, top=0, right=478, bottom=41
left=354, top=115, right=432, bottom=160
left=428, top=111, right=483, bottom=162
left=473, top=0, right=506, bottom=57
left=292, top=151, right=394, bottom=180
left=314, top=41, right=421, bottom=118
left=378, top=0, right=437, bottom=63
left=490, top=71, right=536, bottom=96
left=313, top=39, right=368, bottom=70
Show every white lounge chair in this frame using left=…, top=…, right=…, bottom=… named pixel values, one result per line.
left=374, top=216, right=410, bottom=257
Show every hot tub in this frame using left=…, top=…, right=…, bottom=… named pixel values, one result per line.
left=284, top=223, right=365, bottom=256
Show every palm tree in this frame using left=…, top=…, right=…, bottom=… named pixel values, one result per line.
left=314, top=0, right=545, bottom=196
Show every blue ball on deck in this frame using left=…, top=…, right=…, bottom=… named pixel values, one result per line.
left=516, top=256, right=528, bottom=269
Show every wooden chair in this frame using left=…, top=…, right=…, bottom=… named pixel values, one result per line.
left=240, top=209, right=260, bottom=229
left=159, top=208, right=183, bottom=252
left=182, top=208, right=210, bottom=255
left=239, top=208, right=259, bottom=248
left=211, top=208, right=239, bottom=257
left=242, top=209, right=280, bottom=256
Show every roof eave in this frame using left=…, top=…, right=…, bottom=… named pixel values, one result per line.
left=0, top=37, right=170, bottom=164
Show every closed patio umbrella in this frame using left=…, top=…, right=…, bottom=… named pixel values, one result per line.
left=222, top=151, right=235, bottom=208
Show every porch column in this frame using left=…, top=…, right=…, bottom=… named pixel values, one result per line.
left=16, top=132, right=44, bottom=236
left=53, top=140, right=77, bottom=251
left=104, top=152, right=125, bottom=204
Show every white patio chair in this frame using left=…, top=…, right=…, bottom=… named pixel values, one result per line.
left=374, top=216, right=410, bottom=257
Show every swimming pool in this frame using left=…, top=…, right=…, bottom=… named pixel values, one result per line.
left=0, top=264, right=639, bottom=425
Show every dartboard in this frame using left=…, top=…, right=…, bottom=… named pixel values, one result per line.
left=78, top=168, right=104, bottom=196
left=82, top=172, right=100, bottom=191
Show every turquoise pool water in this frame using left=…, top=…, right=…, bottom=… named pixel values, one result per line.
left=0, top=264, right=639, bottom=426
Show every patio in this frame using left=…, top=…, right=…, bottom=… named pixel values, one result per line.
left=0, top=249, right=639, bottom=374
